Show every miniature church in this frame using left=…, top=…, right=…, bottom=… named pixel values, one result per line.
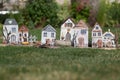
left=41, top=24, right=56, bottom=46
left=92, top=23, right=103, bottom=48
left=73, top=20, right=88, bottom=48
left=60, top=18, right=75, bottom=41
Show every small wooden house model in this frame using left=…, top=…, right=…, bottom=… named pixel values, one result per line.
left=3, top=19, right=19, bottom=44
left=41, top=25, right=56, bottom=46
left=92, top=23, right=103, bottom=48
left=73, top=20, right=88, bottom=48
left=60, top=18, right=75, bottom=41
left=19, top=25, right=29, bottom=43
left=103, top=29, right=116, bottom=48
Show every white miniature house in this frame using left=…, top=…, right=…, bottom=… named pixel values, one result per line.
left=92, top=23, right=103, bottom=48
left=3, top=19, right=19, bottom=44
left=41, top=25, right=56, bottom=45
left=73, top=20, right=88, bottom=48
left=19, top=25, right=29, bottom=43
left=60, top=18, right=75, bottom=41
left=103, top=29, right=116, bottom=48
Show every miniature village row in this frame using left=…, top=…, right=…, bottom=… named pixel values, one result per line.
left=2, top=18, right=116, bottom=48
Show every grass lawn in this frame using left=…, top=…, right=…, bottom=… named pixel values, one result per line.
left=0, top=46, right=120, bottom=80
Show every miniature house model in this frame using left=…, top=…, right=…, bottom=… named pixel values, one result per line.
left=19, top=25, right=29, bottom=43
left=73, top=20, right=88, bottom=48
left=60, top=18, right=75, bottom=41
left=3, top=19, right=19, bottom=44
left=103, top=29, right=116, bottom=48
left=92, top=23, right=103, bottom=48
left=41, top=25, right=56, bottom=45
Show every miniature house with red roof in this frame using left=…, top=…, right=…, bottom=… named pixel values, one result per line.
left=73, top=20, right=88, bottom=47
left=60, top=18, right=75, bottom=41
left=92, top=23, right=103, bottom=48
left=18, top=25, right=29, bottom=43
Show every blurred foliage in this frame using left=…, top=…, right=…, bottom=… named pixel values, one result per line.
left=71, top=2, right=90, bottom=22
left=22, top=0, right=60, bottom=28
left=96, top=0, right=107, bottom=27
left=106, top=1, right=120, bottom=27
left=0, top=0, right=120, bottom=29
left=57, top=3, right=71, bottom=21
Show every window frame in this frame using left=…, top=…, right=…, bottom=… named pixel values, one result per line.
left=12, top=27, right=16, bottom=33
left=81, top=29, right=87, bottom=35
left=43, top=32, right=47, bottom=37
left=51, top=33, right=54, bottom=38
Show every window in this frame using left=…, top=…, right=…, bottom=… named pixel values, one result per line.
left=96, top=26, right=99, bottom=29
left=105, top=33, right=112, bottom=37
left=19, top=38, right=22, bottom=41
left=12, top=28, right=16, bottom=33
left=19, top=34, right=22, bottom=37
left=44, top=32, right=47, bottom=37
left=65, top=23, right=72, bottom=27
left=98, top=32, right=101, bottom=36
left=93, top=33, right=96, bottom=36
left=51, top=33, right=54, bottom=37
left=24, top=34, right=27, bottom=37
left=81, top=29, right=86, bottom=34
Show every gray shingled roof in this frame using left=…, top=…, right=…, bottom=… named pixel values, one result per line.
left=4, top=19, right=18, bottom=25
left=42, top=24, right=56, bottom=32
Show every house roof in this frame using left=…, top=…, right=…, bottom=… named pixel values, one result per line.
left=74, top=20, right=88, bottom=29
left=42, top=24, right=56, bottom=32
left=19, top=25, right=29, bottom=32
left=92, top=23, right=102, bottom=32
left=103, top=29, right=115, bottom=38
left=4, top=19, right=18, bottom=25
left=61, top=18, right=75, bottom=26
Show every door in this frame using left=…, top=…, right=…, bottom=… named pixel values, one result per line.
left=11, top=35, right=16, bottom=43
left=78, top=37, right=84, bottom=47
left=23, top=33, right=27, bottom=42
left=65, top=32, right=71, bottom=41
left=97, top=39, right=102, bottom=48
left=46, top=39, right=50, bottom=45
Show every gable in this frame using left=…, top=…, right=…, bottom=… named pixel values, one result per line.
left=4, top=19, right=18, bottom=25
left=61, top=18, right=75, bottom=28
left=103, top=32, right=114, bottom=38
left=19, top=25, right=29, bottom=32
left=74, top=20, right=88, bottom=29
left=92, top=23, right=102, bottom=32
left=42, top=25, right=56, bottom=32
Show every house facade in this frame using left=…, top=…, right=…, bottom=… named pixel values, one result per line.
left=103, top=29, right=116, bottom=48
left=73, top=20, right=88, bottom=47
left=92, top=23, right=103, bottom=48
left=41, top=25, right=56, bottom=45
left=3, top=19, right=19, bottom=44
left=18, top=25, right=29, bottom=43
left=60, top=18, right=75, bottom=41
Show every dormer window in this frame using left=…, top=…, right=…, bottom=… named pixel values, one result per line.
left=8, top=20, right=12, bottom=24
left=65, top=23, right=72, bottom=27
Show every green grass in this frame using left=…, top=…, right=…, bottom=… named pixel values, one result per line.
left=0, top=46, right=120, bottom=80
